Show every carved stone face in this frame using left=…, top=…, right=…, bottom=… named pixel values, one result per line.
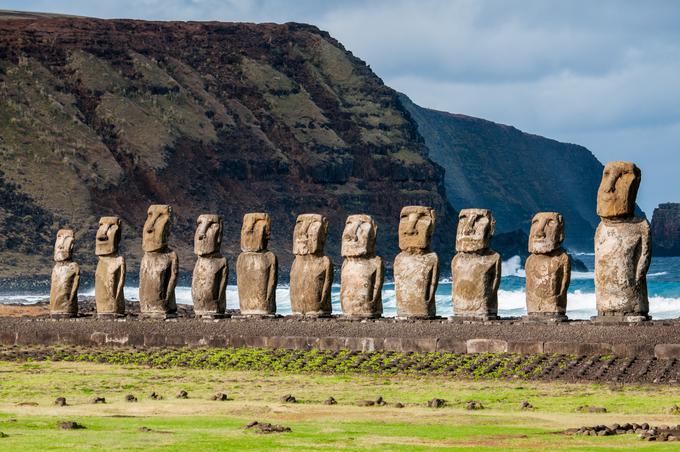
left=54, top=228, right=75, bottom=262
left=292, top=213, right=328, bottom=256
left=456, top=208, right=495, bottom=253
left=142, top=205, right=172, bottom=253
left=241, top=213, right=270, bottom=252
left=95, top=216, right=121, bottom=256
left=529, top=212, right=564, bottom=254
left=341, top=214, right=376, bottom=257
left=398, top=206, right=435, bottom=251
left=194, top=214, right=223, bottom=256
left=597, top=161, right=641, bottom=218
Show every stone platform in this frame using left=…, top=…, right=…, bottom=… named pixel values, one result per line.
left=2, top=316, right=680, bottom=359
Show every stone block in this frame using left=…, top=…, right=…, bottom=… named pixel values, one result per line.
left=466, top=338, right=507, bottom=353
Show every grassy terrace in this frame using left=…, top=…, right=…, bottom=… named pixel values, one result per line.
left=0, top=347, right=679, bottom=449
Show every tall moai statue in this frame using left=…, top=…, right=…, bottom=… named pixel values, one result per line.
left=191, top=214, right=228, bottom=319
left=340, top=214, right=384, bottom=318
left=95, top=216, right=126, bottom=318
left=290, top=214, right=333, bottom=317
left=236, top=213, right=278, bottom=316
left=394, top=206, right=439, bottom=319
left=139, top=205, right=178, bottom=319
left=524, top=212, right=570, bottom=322
left=594, top=161, right=651, bottom=321
left=49, top=229, right=80, bottom=318
left=451, top=209, right=501, bottom=320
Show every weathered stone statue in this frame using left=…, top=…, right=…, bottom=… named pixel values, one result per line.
left=50, top=228, right=80, bottom=318
left=236, top=213, right=277, bottom=316
left=290, top=214, right=333, bottom=317
left=139, top=205, right=178, bottom=318
left=340, top=214, right=384, bottom=318
left=95, top=216, right=126, bottom=318
left=191, top=214, right=228, bottom=319
left=451, top=209, right=501, bottom=320
left=394, top=206, right=439, bottom=319
left=524, top=212, right=570, bottom=321
left=594, top=161, right=651, bottom=321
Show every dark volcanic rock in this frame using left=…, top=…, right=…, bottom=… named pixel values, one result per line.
left=651, top=203, right=680, bottom=256
left=58, top=421, right=85, bottom=430
left=54, top=397, right=67, bottom=406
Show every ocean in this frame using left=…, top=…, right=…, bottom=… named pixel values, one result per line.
left=2, top=255, right=679, bottom=319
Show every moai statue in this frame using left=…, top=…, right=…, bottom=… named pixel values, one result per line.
left=451, top=209, right=501, bottom=320
left=340, top=214, right=384, bottom=318
left=524, top=212, right=571, bottom=322
left=95, top=216, right=126, bottom=318
left=290, top=214, right=333, bottom=317
left=236, top=213, right=277, bottom=316
left=594, top=161, right=651, bottom=321
left=49, top=229, right=80, bottom=318
left=394, top=206, right=439, bottom=319
left=139, top=205, right=178, bottom=318
left=191, top=214, right=228, bottom=319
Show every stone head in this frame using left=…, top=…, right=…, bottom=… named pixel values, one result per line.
left=241, top=213, right=270, bottom=252
left=398, top=206, right=435, bottom=251
left=596, top=161, right=641, bottom=218
left=528, top=212, right=564, bottom=254
left=194, top=214, right=223, bottom=256
left=341, top=214, right=377, bottom=257
left=142, top=205, right=172, bottom=253
left=54, top=228, right=75, bottom=262
left=95, top=216, right=122, bottom=256
left=456, top=208, right=495, bottom=253
left=293, top=213, right=328, bottom=256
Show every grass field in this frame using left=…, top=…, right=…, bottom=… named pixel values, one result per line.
left=1, top=358, right=680, bottom=450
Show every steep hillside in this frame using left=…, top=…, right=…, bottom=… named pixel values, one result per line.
left=0, top=16, right=456, bottom=279
left=400, top=95, right=604, bottom=251
left=651, top=203, right=680, bottom=256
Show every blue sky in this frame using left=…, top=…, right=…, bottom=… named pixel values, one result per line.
left=5, top=0, right=680, bottom=215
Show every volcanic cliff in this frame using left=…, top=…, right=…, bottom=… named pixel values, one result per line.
left=0, top=15, right=456, bottom=279
left=651, top=203, right=680, bottom=256
left=400, top=95, right=604, bottom=251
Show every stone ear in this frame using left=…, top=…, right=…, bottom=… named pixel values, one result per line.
left=489, top=216, right=496, bottom=237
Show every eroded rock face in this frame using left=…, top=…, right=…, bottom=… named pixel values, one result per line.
left=237, top=213, right=277, bottom=315
left=595, top=162, right=651, bottom=320
left=525, top=212, right=570, bottom=320
left=340, top=214, right=384, bottom=318
left=394, top=206, right=439, bottom=318
left=50, top=228, right=80, bottom=317
left=191, top=214, right=228, bottom=318
left=452, top=209, right=501, bottom=319
left=139, top=205, right=178, bottom=318
left=95, top=216, right=126, bottom=317
left=290, top=214, right=333, bottom=316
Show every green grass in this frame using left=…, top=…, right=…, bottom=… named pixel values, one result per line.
left=1, top=359, right=680, bottom=449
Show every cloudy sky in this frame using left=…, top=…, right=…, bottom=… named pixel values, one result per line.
left=6, top=0, right=680, bottom=214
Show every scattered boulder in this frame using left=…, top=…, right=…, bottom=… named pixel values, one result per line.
left=0, top=432, right=7, bottom=438
left=212, top=393, right=228, bottom=401
left=90, top=397, right=106, bottom=404
left=356, top=400, right=375, bottom=407
left=427, top=398, right=446, bottom=408
left=576, top=405, right=607, bottom=413
left=54, top=397, right=67, bottom=407
left=244, top=421, right=291, bottom=434
left=149, top=392, right=163, bottom=400
left=375, top=396, right=387, bottom=406
left=176, top=390, right=188, bottom=399
left=670, top=404, right=680, bottom=414
left=125, top=394, right=138, bottom=403
left=323, top=397, right=337, bottom=405
left=566, top=422, right=680, bottom=441
left=520, top=401, right=534, bottom=410
left=58, top=421, right=85, bottom=430
left=138, top=427, right=153, bottom=433
left=279, top=394, right=296, bottom=403
left=394, top=402, right=405, bottom=408
left=466, top=401, right=484, bottom=410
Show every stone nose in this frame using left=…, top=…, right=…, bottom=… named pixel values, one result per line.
left=604, top=174, right=618, bottom=193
